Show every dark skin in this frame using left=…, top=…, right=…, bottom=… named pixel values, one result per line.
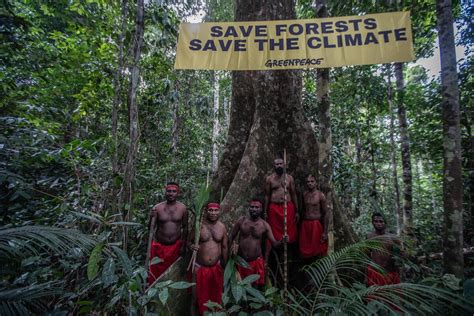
left=302, top=175, right=330, bottom=243
left=367, top=216, right=398, bottom=272
left=149, top=186, right=188, bottom=254
left=230, top=202, right=286, bottom=262
left=264, top=158, right=298, bottom=216
left=190, top=206, right=228, bottom=267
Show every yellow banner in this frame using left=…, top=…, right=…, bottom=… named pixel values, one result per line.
left=174, top=11, right=414, bottom=70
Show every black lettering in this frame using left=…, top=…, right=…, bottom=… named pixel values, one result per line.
left=307, top=36, right=321, bottom=49
left=210, top=26, right=223, bottom=37
left=254, top=39, right=268, bottom=51
left=348, top=19, right=363, bottom=31
left=335, top=21, right=348, bottom=32
left=276, top=24, right=286, bottom=36
left=323, top=36, right=336, bottom=48
left=345, top=33, right=362, bottom=46
left=224, top=26, right=238, bottom=37
left=239, top=25, right=253, bottom=37
left=189, top=39, right=202, bottom=50
left=203, top=40, right=217, bottom=51
left=255, top=25, right=267, bottom=36
left=269, top=38, right=285, bottom=50
left=321, top=21, right=333, bottom=34
left=394, top=28, right=407, bottom=41
left=273, top=60, right=278, bottom=67
left=378, top=30, right=393, bottom=43
left=278, top=60, right=283, bottom=67
left=306, top=23, right=319, bottom=35
left=364, top=32, right=379, bottom=45
left=287, top=38, right=299, bottom=50
left=284, top=59, right=289, bottom=66
left=218, top=40, right=232, bottom=51
left=336, top=34, right=343, bottom=46
left=364, top=18, right=377, bottom=30
left=289, top=23, right=304, bottom=35
left=235, top=39, right=246, bottom=51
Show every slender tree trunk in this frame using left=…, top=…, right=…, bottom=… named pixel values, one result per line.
left=211, top=71, right=220, bottom=173
left=121, top=0, right=144, bottom=251
left=112, top=0, right=129, bottom=174
left=171, top=83, right=180, bottom=161
left=354, top=127, right=362, bottom=218
left=387, top=65, right=402, bottom=235
left=437, top=0, right=464, bottom=278
left=316, top=0, right=356, bottom=249
left=394, top=62, right=414, bottom=236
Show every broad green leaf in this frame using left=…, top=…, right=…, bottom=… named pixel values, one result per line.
left=87, top=243, right=104, bottom=280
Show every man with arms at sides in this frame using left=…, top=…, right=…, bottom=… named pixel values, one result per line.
left=147, top=182, right=188, bottom=285
left=299, top=175, right=330, bottom=262
left=189, top=202, right=228, bottom=316
left=229, top=198, right=287, bottom=288
left=366, top=213, right=401, bottom=286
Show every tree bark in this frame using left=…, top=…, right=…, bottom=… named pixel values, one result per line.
left=394, top=62, right=414, bottom=237
left=387, top=65, right=402, bottom=235
left=210, top=0, right=357, bottom=249
left=436, top=0, right=464, bottom=278
left=120, top=0, right=144, bottom=251
left=171, top=82, right=180, bottom=161
left=211, top=71, right=220, bottom=173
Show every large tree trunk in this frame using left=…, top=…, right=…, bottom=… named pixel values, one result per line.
left=212, top=0, right=357, bottom=249
left=120, top=0, right=144, bottom=251
left=394, top=62, right=414, bottom=236
left=387, top=65, right=402, bottom=235
left=436, top=0, right=464, bottom=278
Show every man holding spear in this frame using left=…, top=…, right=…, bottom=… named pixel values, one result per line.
left=189, top=202, right=228, bottom=315
left=264, top=155, right=298, bottom=291
left=146, top=182, right=188, bottom=286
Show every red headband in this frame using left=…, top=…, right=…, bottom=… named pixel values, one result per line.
left=165, top=184, right=180, bottom=193
left=250, top=200, right=263, bottom=207
left=207, top=202, right=220, bottom=209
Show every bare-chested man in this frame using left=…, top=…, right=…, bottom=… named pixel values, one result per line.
left=230, top=198, right=286, bottom=287
left=190, top=202, right=228, bottom=315
left=366, top=213, right=401, bottom=285
left=147, top=182, right=188, bottom=285
left=299, top=175, right=330, bottom=259
left=264, top=158, right=298, bottom=244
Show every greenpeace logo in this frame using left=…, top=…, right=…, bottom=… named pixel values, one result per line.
left=265, top=58, right=324, bottom=68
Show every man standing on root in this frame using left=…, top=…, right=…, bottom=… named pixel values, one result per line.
left=366, top=213, right=401, bottom=286
left=147, top=182, right=188, bottom=285
left=230, top=198, right=286, bottom=288
left=299, top=175, right=330, bottom=261
left=190, top=202, right=228, bottom=315
left=264, top=157, right=298, bottom=285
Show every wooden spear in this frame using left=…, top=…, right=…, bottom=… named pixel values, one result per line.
left=283, top=148, right=288, bottom=297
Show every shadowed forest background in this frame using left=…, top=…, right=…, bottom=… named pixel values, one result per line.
left=1, top=0, right=473, bottom=314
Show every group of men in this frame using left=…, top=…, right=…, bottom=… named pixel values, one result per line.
left=146, top=158, right=400, bottom=315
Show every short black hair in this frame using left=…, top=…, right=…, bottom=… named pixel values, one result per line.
left=371, top=212, right=384, bottom=221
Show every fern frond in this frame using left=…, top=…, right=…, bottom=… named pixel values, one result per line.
left=0, top=225, right=96, bottom=259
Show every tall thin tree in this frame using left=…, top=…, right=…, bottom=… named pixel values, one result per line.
left=436, top=0, right=464, bottom=278
left=121, top=0, right=144, bottom=250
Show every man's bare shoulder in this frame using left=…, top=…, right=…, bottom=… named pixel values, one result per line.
left=176, top=201, right=187, bottom=210
left=217, top=221, right=227, bottom=232
left=266, top=174, right=275, bottom=182
left=152, top=201, right=166, bottom=211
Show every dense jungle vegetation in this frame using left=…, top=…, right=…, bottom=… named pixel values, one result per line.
left=1, top=0, right=473, bottom=314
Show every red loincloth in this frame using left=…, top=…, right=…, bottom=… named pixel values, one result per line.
left=267, top=202, right=298, bottom=243
left=147, top=239, right=182, bottom=285
left=237, top=257, right=265, bottom=286
left=195, top=262, right=224, bottom=315
left=299, top=219, right=328, bottom=258
left=366, top=265, right=401, bottom=286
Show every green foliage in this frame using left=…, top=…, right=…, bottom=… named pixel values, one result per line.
left=287, top=240, right=473, bottom=315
